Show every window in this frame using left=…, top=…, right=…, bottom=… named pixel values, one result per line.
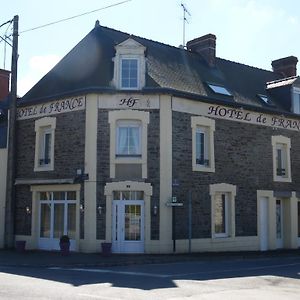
left=112, top=38, right=146, bottom=90
left=272, top=136, right=291, bottom=182
left=121, top=59, right=138, bottom=89
left=207, top=83, right=232, bottom=96
left=292, top=87, right=300, bottom=114
left=116, top=120, right=141, bottom=157
left=34, top=117, right=56, bottom=171
left=210, top=183, right=236, bottom=239
left=214, top=193, right=229, bottom=237
left=109, top=110, right=149, bottom=179
left=191, top=116, right=215, bottom=172
left=39, top=127, right=52, bottom=166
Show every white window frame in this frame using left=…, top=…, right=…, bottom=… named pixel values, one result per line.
left=34, top=117, right=56, bottom=172
left=116, top=120, right=142, bottom=157
left=292, top=87, right=300, bottom=114
left=191, top=116, right=215, bottom=172
left=108, top=110, right=149, bottom=179
left=272, top=136, right=291, bottom=182
left=112, top=38, right=146, bottom=90
left=210, top=183, right=236, bottom=239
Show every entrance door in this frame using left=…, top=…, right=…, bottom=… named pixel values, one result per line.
left=259, top=197, right=268, bottom=251
left=276, top=199, right=284, bottom=248
left=39, top=191, right=76, bottom=251
left=112, top=191, right=144, bottom=253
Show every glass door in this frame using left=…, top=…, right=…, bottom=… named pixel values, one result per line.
left=112, top=191, right=144, bottom=253
left=38, top=191, right=77, bottom=251
left=276, top=199, right=283, bottom=249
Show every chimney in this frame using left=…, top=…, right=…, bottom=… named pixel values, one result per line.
left=186, top=34, right=216, bottom=67
left=271, top=56, right=298, bottom=78
left=0, top=69, right=10, bottom=101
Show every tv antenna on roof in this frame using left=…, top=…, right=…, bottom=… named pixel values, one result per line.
left=181, top=2, right=191, bottom=47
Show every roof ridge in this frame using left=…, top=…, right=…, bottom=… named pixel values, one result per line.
left=216, top=57, right=274, bottom=73
left=100, top=24, right=187, bottom=52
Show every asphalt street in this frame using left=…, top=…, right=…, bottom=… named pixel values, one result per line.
left=0, top=255, right=299, bottom=299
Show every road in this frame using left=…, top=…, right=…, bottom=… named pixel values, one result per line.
left=0, top=255, right=299, bottom=299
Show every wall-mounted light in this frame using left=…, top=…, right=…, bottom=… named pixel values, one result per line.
left=97, top=205, right=103, bottom=215
left=25, top=206, right=31, bottom=215
left=80, top=204, right=84, bottom=214
left=153, top=205, right=158, bottom=216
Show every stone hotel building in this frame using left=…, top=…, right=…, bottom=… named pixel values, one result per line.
left=8, top=21, right=300, bottom=253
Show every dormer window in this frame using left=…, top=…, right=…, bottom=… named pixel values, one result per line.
left=292, top=87, right=300, bottom=114
left=112, top=38, right=146, bottom=90
left=207, top=83, right=232, bottom=96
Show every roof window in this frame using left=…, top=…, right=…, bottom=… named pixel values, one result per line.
left=207, top=83, right=232, bottom=96
left=257, top=94, right=275, bottom=107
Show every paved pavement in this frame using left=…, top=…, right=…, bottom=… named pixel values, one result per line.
left=0, top=248, right=299, bottom=268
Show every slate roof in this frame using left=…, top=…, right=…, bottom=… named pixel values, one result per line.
left=21, top=23, right=298, bottom=115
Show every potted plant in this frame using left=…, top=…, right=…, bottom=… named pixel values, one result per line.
left=59, top=235, right=70, bottom=256
left=101, top=242, right=112, bottom=256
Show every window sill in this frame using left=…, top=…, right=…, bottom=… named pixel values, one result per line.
left=114, top=158, right=143, bottom=164
left=34, top=165, right=54, bottom=172
left=193, top=165, right=215, bottom=173
left=211, top=236, right=235, bottom=242
left=273, top=176, right=292, bottom=183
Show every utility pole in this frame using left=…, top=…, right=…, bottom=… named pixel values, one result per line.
left=4, top=15, right=18, bottom=248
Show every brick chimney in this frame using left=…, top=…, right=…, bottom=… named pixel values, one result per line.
left=186, top=34, right=216, bottom=67
left=0, top=69, right=10, bottom=101
left=271, top=56, right=298, bottom=78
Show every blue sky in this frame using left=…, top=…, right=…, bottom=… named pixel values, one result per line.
left=1, top=0, right=300, bottom=96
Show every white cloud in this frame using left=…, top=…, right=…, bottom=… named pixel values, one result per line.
left=18, top=54, right=61, bottom=97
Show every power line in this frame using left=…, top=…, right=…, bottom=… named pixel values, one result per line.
left=20, top=0, right=132, bottom=34
left=0, top=20, right=13, bottom=29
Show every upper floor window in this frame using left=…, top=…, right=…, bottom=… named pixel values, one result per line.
left=112, top=38, right=146, bottom=90
left=292, top=87, right=300, bottom=114
left=272, top=135, right=291, bottom=182
left=34, top=117, right=56, bottom=172
left=121, top=58, right=138, bottom=89
left=116, top=120, right=141, bottom=157
left=40, top=127, right=52, bottom=165
left=191, top=116, right=215, bottom=172
left=109, top=110, right=149, bottom=179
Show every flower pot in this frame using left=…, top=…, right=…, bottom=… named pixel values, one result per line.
left=101, top=242, right=112, bottom=256
left=59, top=242, right=70, bottom=256
left=15, top=240, right=26, bottom=252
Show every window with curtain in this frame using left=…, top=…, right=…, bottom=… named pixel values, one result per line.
left=116, top=120, right=141, bottom=157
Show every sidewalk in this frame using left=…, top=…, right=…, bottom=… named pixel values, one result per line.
left=0, top=248, right=299, bottom=268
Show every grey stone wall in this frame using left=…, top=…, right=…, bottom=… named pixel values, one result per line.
left=15, top=110, right=86, bottom=236
left=172, top=111, right=300, bottom=239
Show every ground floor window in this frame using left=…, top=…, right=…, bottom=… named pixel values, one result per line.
left=210, top=183, right=236, bottom=239
left=37, top=190, right=77, bottom=250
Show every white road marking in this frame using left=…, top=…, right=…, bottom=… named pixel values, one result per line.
left=49, top=267, right=169, bottom=278
left=48, top=261, right=300, bottom=279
